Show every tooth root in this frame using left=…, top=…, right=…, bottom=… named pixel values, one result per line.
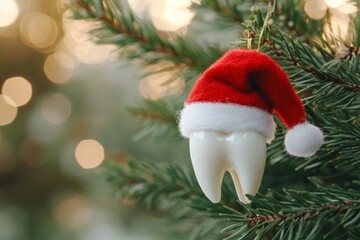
left=189, top=131, right=226, bottom=203
left=227, top=132, right=267, bottom=203
left=228, top=168, right=248, bottom=204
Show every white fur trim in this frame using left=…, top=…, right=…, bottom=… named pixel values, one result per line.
left=285, top=122, right=323, bottom=157
left=179, top=103, right=276, bottom=143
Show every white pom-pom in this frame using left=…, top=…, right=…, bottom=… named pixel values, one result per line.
left=285, top=122, right=323, bottom=157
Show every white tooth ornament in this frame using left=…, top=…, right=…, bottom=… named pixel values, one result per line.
left=179, top=49, right=324, bottom=203
left=190, top=131, right=266, bottom=203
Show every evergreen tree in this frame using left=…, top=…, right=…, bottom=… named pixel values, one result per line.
left=71, top=0, right=360, bottom=239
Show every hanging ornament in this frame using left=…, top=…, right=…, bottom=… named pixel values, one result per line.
left=179, top=49, right=324, bottom=203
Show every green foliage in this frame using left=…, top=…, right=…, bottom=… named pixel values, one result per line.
left=222, top=186, right=360, bottom=240
left=128, top=98, right=181, bottom=141
left=229, top=3, right=360, bottom=181
left=71, top=0, right=225, bottom=72
left=103, top=159, right=360, bottom=240
left=102, top=159, right=226, bottom=239
left=72, top=0, right=360, bottom=239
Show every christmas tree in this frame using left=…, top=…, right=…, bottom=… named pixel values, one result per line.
left=70, top=0, right=360, bottom=239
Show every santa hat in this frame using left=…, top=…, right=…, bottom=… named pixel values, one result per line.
left=179, top=49, right=323, bottom=157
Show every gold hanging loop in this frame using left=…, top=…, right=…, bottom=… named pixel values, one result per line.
left=257, top=0, right=276, bottom=51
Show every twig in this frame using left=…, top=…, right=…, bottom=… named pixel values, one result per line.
left=132, top=111, right=176, bottom=123
left=246, top=201, right=355, bottom=227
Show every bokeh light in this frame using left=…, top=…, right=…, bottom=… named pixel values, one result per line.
left=2, top=77, right=32, bottom=107
left=128, top=0, right=196, bottom=31
left=53, top=51, right=77, bottom=69
left=127, top=0, right=151, bottom=18
left=323, top=0, right=346, bottom=8
left=304, top=0, right=327, bottom=20
left=337, top=1, right=358, bottom=14
left=75, top=139, right=105, bottom=169
left=41, top=93, right=71, bottom=124
left=20, top=12, right=59, bottom=50
left=57, top=0, right=70, bottom=13
left=0, top=0, right=19, bottom=27
left=62, top=14, right=94, bottom=43
left=55, top=36, right=80, bottom=67
left=61, top=13, right=116, bottom=65
left=0, top=95, right=17, bottom=126
left=151, top=0, right=195, bottom=31
left=304, top=0, right=358, bottom=40
left=325, top=13, right=351, bottom=39
left=305, top=0, right=358, bottom=21
left=44, top=54, right=74, bottom=84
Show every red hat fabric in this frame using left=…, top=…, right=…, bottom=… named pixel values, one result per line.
left=179, top=49, right=323, bottom=157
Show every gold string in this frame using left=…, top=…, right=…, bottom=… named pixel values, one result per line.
left=257, top=1, right=276, bottom=51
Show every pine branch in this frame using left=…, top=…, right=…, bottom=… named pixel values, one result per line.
left=72, top=0, right=225, bottom=72
left=266, top=111, right=360, bottom=189
left=103, top=158, right=239, bottom=210
left=221, top=187, right=360, bottom=239
left=130, top=101, right=177, bottom=124
left=103, top=158, right=237, bottom=231
left=104, top=158, right=197, bottom=207
left=75, top=0, right=195, bottom=65
left=245, top=201, right=353, bottom=227
left=262, top=31, right=360, bottom=92
left=132, top=111, right=174, bottom=123
left=128, top=99, right=180, bottom=141
left=104, top=159, right=360, bottom=239
left=103, top=158, right=226, bottom=239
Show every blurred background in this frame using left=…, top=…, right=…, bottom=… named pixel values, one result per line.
left=0, top=0, right=357, bottom=239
